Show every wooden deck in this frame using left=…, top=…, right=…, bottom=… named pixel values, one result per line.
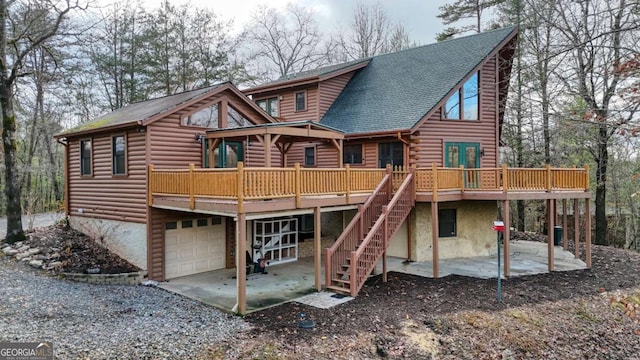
left=148, top=163, right=591, bottom=215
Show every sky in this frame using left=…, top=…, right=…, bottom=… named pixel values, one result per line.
left=98, top=0, right=452, bottom=45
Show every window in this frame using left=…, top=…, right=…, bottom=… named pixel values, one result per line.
left=112, top=135, right=126, bottom=175
left=378, top=142, right=404, bottom=168
left=304, top=146, right=315, bottom=166
left=183, top=103, right=218, bottom=127
left=197, top=218, right=209, bottom=227
left=438, top=209, right=457, bottom=237
left=182, top=220, right=193, bottom=228
left=80, top=139, right=92, bottom=176
left=343, top=144, right=363, bottom=164
left=212, top=216, right=222, bottom=225
left=295, top=91, right=306, bottom=112
left=165, top=222, right=177, bottom=230
left=443, top=72, right=479, bottom=120
left=256, top=97, right=279, bottom=117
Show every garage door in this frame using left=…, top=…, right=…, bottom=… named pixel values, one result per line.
left=165, top=217, right=226, bottom=279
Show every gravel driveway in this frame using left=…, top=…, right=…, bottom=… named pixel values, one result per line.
left=0, top=257, right=249, bottom=359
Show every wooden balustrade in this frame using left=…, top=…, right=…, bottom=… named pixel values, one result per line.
left=148, top=163, right=590, bottom=209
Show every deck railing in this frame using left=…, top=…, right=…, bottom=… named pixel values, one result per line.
left=148, top=163, right=590, bottom=211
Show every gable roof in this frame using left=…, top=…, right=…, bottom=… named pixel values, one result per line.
left=57, top=82, right=275, bottom=138
left=320, top=26, right=518, bottom=135
left=244, top=59, right=370, bottom=95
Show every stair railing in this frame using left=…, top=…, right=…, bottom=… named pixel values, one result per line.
left=349, top=171, right=415, bottom=296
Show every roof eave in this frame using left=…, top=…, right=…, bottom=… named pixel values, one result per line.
left=54, top=120, right=142, bottom=139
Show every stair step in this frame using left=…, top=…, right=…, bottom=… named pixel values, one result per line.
left=332, top=278, right=351, bottom=285
left=326, top=285, right=351, bottom=295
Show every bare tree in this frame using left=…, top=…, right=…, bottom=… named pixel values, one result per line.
left=340, top=2, right=389, bottom=59
left=437, top=0, right=506, bottom=40
left=246, top=3, right=329, bottom=79
left=553, top=0, right=640, bottom=245
left=0, top=0, right=83, bottom=243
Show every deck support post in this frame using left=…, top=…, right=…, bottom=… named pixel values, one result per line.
left=236, top=213, right=247, bottom=315
left=585, top=199, right=592, bottom=268
left=562, top=199, right=568, bottom=250
left=574, top=198, right=580, bottom=259
left=502, top=199, right=510, bottom=277
left=431, top=201, right=439, bottom=278
left=431, top=162, right=439, bottom=278
left=314, top=206, right=322, bottom=291
left=406, top=210, right=412, bottom=261
left=547, top=199, right=555, bottom=272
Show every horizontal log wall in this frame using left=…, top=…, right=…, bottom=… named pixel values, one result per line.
left=68, top=129, right=147, bottom=223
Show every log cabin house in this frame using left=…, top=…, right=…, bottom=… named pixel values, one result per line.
left=55, top=27, right=591, bottom=314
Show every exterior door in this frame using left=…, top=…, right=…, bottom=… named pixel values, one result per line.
left=205, top=140, right=243, bottom=168
left=445, top=142, right=480, bottom=188
left=378, top=142, right=404, bottom=168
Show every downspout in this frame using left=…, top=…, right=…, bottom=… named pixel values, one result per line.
left=56, top=137, right=70, bottom=217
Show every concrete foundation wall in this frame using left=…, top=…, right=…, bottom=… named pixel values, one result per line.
left=69, top=216, right=147, bottom=270
left=411, top=201, right=498, bottom=262
left=387, top=220, right=408, bottom=258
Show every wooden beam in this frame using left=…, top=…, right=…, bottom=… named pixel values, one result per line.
left=236, top=213, right=247, bottom=314
left=547, top=199, right=555, bottom=272
left=382, top=206, right=388, bottom=283
left=263, top=133, right=272, bottom=167
left=585, top=199, right=591, bottom=268
left=314, top=206, right=322, bottom=291
left=574, top=198, right=580, bottom=259
left=219, top=99, right=228, bottom=128
left=503, top=199, right=510, bottom=277
left=562, top=199, right=568, bottom=250
left=432, top=201, right=439, bottom=278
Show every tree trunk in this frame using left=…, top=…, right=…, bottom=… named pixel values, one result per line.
left=1, top=82, right=25, bottom=243
left=594, top=124, right=608, bottom=245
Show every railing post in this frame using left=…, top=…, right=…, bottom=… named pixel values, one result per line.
left=432, top=162, right=438, bottom=200
left=147, top=164, right=154, bottom=206
left=386, top=164, right=392, bottom=197
left=189, top=163, right=195, bottom=210
left=350, top=251, right=357, bottom=296
left=546, top=164, right=552, bottom=192
left=411, top=164, right=417, bottom=205
left=237, top=161, right=244, bottom=214
left=584, top=164, right=590, bottom=191
left=358, top=204, right=364, bottom=241
left=345, top=164, right=351, bottom=204
left=459, top=165, right=465, bottom=192
left=325, top=248, right=331, bottom=292
left=502, top=163, right=508, bottom=193
left=295, top=162, right=301, bottom=208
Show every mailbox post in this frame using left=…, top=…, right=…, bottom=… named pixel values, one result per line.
left=492, top=220, right=505, bottom=303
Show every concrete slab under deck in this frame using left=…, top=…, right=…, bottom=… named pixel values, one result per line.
left=159, top=241, right=587, bottom=313
left=376, top=240, right=587, bottom=278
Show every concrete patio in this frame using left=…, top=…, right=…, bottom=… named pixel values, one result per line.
left=159, top=240, right=587, bottom=313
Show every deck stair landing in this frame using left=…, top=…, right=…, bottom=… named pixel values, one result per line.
left=325, top=167, right=415, bottom=296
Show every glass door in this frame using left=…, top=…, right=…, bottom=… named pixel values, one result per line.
left=445, top=142, right=480, bottom=188
left=213, top=140, right=243, bottom=168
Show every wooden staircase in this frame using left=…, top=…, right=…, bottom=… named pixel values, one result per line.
left=325, top=167, right=415, bottom=296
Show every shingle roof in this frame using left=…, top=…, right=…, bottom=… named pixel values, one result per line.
left=320, top=26, right=517, bottom=134
left=250, top=58, right=370, bottom=89
left=60, top=83, right=227, bottom=136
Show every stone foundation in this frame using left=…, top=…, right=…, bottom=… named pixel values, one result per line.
left=61, top=271, right=146, bottom=285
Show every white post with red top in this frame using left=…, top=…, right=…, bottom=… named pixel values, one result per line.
left=492, top=220, right=505, bottom=303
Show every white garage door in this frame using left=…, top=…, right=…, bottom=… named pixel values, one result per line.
left=165, top=217, right=226, bottom=279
